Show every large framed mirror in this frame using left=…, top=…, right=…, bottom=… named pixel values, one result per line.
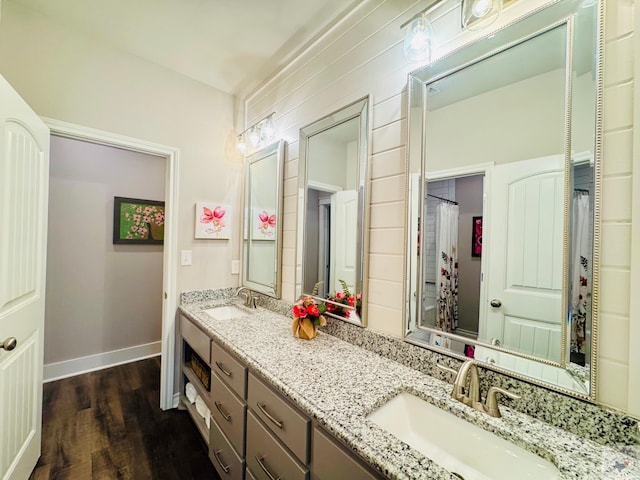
left=404, top=0, right=601, bottom=400
left=296, top=96, right=370, bottom=326
left=242, top=140, right=285, bottom=297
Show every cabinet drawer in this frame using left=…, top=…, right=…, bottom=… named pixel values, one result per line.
left=248, top=372, right=310, bottom=464
left=246, top=411, right=309, bottom=480
left=212, top=342, right=247, bottom=398
left=209, top=418, right=245, bottom=480
left=180, top=315, right=211, bottom=364
left=245, top=467, right=257, bottom=480
left=312, top=426, right=380, bottom=480
left=211, top=372, right=246, bottom=456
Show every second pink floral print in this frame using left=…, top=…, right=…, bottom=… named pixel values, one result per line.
left=255, top=209, right=277, bottom=239
left=195, top=202, right=231, bottom=239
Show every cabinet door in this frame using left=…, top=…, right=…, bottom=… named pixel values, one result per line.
left=246, top=411, right=309, bottom=480
left=312, top=427, right=380, bottom=480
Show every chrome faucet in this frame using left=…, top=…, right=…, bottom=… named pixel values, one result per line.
left=235, top=287, right=257, bottom=308
left=438, top=360, right=520, bottom=417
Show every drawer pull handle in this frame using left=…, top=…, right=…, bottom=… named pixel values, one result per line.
left=213, top=449, right=230, bottom=474
left=215, top=361, right=232, bottom=377
left=255, top=456, right=280, bottom=480
left=214, top=401, right=231, bottom=422
left=257, top=402, right=283, bottom=429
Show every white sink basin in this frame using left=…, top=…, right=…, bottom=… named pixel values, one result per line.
left=203, top=305, right=250, bottom=320
left=367, top=392, right=561, bottom=480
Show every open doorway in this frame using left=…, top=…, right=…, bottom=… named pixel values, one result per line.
left=44, top=118, right=179, bottom=410
left=45, top=135, right=165, bottom=378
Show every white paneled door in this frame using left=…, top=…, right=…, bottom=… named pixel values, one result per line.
left=484, top=155, right=564, bottom=362
left=0, top=75, right=50, bottom=480
left=331, top=189, right=357, bottom=293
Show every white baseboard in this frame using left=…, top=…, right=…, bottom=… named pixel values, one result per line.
left=43, top=341, right=162, bottom=382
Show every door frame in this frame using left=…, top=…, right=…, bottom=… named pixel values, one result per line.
left=425, top=162, right=493, bottom=340
left=43, top=117, right=179, bottom=410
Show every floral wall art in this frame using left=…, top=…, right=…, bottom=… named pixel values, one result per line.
left=195, top=202, right=231, bottom=239
left=113, top=196, right=165, bottom=244
left=254, top=209, right=277, bottom=240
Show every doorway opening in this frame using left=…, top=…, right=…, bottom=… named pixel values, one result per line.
left=44, top=118, right=179, bottom=410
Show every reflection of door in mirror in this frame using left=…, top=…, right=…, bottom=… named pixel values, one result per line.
left=484, top=154, right=564, bottom=363
left=404, top=0, right=601, bottom=399
left=303, top=116, right=359, bottom=295
left=297, top=96, right=369, bottom=326
left=416, top=24, right=568, bottom=365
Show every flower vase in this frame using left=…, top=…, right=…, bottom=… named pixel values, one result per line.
left=292, top=315, right=326, bottom=340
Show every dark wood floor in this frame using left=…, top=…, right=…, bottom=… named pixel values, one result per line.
left=30, top=357, right=221, bottom=480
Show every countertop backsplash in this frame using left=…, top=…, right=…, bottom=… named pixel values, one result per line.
left=180, top=288, right=639, bottom=446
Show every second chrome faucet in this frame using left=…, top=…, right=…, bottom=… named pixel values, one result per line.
left=438, top=360, right=521, bottom=418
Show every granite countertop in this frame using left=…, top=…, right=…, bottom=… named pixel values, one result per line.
left=179, top=298, right=639, bottom=480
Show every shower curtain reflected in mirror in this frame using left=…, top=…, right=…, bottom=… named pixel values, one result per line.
left=436, top=202, right=459, bottom=333
left=571, top=191, right=591, bottom=357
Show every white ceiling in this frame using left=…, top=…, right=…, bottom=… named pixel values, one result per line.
left=10, top=0, right=363, bottom=96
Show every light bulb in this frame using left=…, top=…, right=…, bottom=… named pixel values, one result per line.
left=403, top=15, right=432, bottom=63
left=236, top=135, right=247, bottom=155
left=472, top=0, right=492, bottom=18
left=247, top=126, right=261, bottom=147
left=260, top=115, right=276, bottom=141
left=462, top=0, right=502, bottom=31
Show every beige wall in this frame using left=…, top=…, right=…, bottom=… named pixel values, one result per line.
left=246, top=0, right=638, bottom=416
left=46, top=136, right=164, bottom=364
left=0, top=0, right=243, bottom=298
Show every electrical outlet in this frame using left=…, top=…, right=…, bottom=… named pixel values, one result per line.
left=181, top=250, right=192, bottom=266
left=231, top=260, right=240, bottom=274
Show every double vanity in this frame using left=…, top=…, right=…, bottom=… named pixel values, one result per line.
left=177, top=289, right=638, bottom=480
left=174, top=1, right=640, bottom=478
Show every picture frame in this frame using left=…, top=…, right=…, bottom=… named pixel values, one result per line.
left=195, top=202, right=231, bottom=239
left=113, top=196, right=165, bottom=245
left=252, top=208, right=277, bottom=241
left=472, top=216, right=482, bottom=257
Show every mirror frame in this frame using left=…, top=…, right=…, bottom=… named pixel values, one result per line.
left=296, top=96, right=371, bottom=326
left=242, top=140, right=285, bottom=298
left=403, top=0, right=602, bottom=401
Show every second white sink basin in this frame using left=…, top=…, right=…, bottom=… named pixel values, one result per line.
left=367, top=392, right=561, bottom=480
left=203, top=305, right=250, bottom=320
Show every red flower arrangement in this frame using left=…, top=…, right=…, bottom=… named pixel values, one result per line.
left=325, top=280, right=362, bottom=319
left=291, top=296, right=327, bottom=339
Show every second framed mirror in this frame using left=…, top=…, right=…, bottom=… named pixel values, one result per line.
left=296, top=96, right=370, bottom=326
left=242, top=140, right=285, bottom=298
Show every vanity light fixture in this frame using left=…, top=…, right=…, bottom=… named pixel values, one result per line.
left=403, top=13, right=433, bottom=63
left=461, top=0, right=503, bottom=31
left=235, top=112, right=277, bottom=155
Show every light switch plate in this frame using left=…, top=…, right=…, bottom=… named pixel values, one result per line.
left=231, top=260, right=240, bottom=274
left=181, top=250, right=192, bottom=266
